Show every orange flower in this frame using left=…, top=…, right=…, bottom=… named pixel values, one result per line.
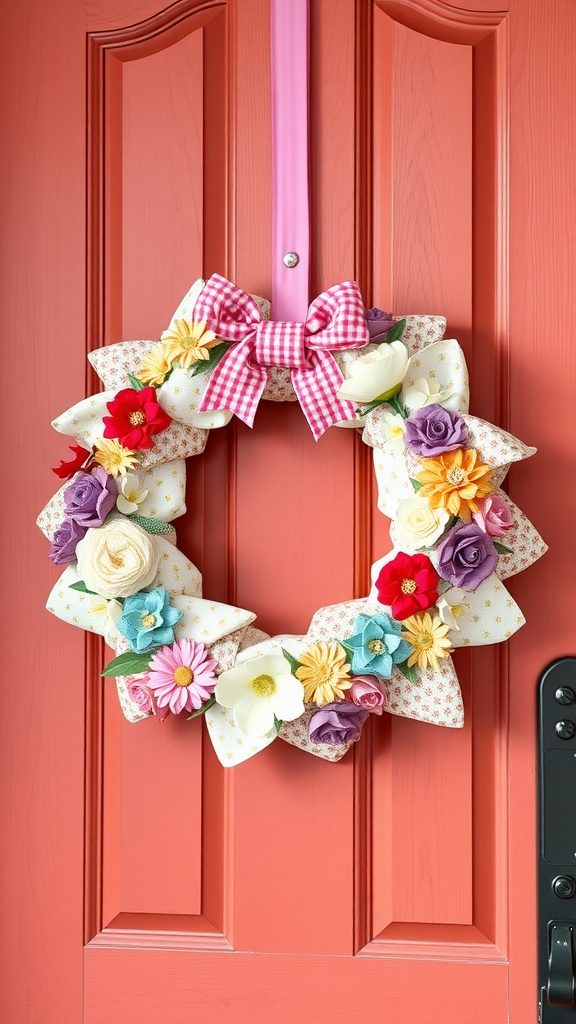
left=416, top=447, right=493, bottom=522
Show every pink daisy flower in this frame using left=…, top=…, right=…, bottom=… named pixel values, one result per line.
left=145, top=638, right=218, bottom=715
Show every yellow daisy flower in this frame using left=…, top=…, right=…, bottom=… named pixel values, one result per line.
left=415, top=447, right=493, bottom=522
left=295, top=641, right=352, bottom=705
left=93, top=438, right=139, bottom=478
left=136, top=342, right=172, bottom=386
left=401, top=612, right=452, bottom=671
left=160, top=317, right=218, bottom=369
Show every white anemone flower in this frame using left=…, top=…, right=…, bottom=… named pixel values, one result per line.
left=116, top=473, right=149, bottom=515
left=436, top=588, right=470, bottom=631
left=377, top=410, right=407, bottom=451
left=215, top=654, right=305, bottom=737
left=402, top=375, right=456, bottom=412
left=337, top=341, right=409, bottom=405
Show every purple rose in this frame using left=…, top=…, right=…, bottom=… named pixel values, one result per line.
left=472, top=494, right=514, bottom=537
left=63, top=467, right=117, bottom=528
left=436, top=523, right=498, bottom=591
left=49, top=517, right=86, bottom=564
left=309, top=702, right=369, bottom=745
left=365, top=307, right=397, bottom=343
left=405, top=404, right=467, bottom=457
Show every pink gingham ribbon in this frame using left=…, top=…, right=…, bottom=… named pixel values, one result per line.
left=196, top=274, right=369, bottom=439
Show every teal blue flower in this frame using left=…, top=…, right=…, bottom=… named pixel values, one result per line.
left=343, top=612, right=412, bottom=678
left=116, top=587, right=182, bottom=653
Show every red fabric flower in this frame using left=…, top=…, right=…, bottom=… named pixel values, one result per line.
left=102, top=387, right=172, bottom=450
left=375, top=551, right=439, bottom=620
left=52, top=445, right=90, bottom=479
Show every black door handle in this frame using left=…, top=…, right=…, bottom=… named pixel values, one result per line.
left=548, top=924, right=575, bottom=1007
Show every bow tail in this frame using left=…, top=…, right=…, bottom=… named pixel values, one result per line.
left=198, top=338, right=267, bottom=428
left=292, top=352, right=358, bottom=439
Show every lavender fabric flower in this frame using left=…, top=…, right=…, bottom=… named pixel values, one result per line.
left=309, top=702, right=369, bottom=745
left=365, top=307, right=397, bottom=343
left=49, top=517, right=86, bottom=564
left=405, top=404, right=467, bottom=457
left=63, top=467, right=117, bottom=528
left=436, top=523, right=498, bottom=591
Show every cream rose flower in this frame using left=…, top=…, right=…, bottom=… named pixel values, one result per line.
left=337, top=341, right=409, bottom=405
left=391, top=496, right=450, bottom=550
left=75, top=517, right=159, bottom=599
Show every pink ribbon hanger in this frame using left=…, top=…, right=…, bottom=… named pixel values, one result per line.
left=271, top=0, right=311, bottom=322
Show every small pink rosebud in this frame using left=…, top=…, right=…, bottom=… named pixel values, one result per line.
left=126, top=677, right=154, bottom=716
left=350, top=675, right=387, bottom=715
left=472, top=494, right=514, bottom=537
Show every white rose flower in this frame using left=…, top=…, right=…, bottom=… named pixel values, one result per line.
left=116, top=473, right=149, bottom=515
left=337, top=341, right=409, bottom=404
left=76, top=518, right=159, bottom=599
left=391, top=496, right=450, bottom=550
left=402, top=375, right=456, bottom=412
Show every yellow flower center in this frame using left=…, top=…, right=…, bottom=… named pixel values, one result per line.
left=447, top=466, right=466, bottom=485
left=174, top=666, right=193, bottom=687
left=251, top=673, right=276, bottom=697
left=391, top=425, right=404, bottom=437
left=181, top=335, right=197, bottom=349
left=141, top=613, right=156, bottom=628
left=367, top=639, right=384, bottom=653
left=401, top=578, right=417, bottom=595
left=129, top=410, right=146, bottom=426
left=416, top=632, right=433, bottom=650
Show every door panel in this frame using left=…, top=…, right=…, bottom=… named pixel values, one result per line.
left=2, top=0, right=573, bottom=1021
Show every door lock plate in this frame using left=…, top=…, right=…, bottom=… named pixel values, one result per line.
left=538, top=658, right=576, bottom=1021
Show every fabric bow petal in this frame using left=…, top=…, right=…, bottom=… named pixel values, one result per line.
left=37, top=461, right=188, bottom=541
left=439, top=574, right=525, bottom=647
left=305, top=597, right=464, bottom=730
left=52, top=391, right=210, bottom=468
left=401, top=339, right=470, bottom=414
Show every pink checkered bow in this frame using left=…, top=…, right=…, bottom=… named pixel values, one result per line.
left=196, top=274, right=369, bottom=439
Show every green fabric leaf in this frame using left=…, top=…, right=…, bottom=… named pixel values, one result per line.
left=493, top=541, right=513, bottom=555
left=383, top=317, right=407, bottom=343
left=341, top=643, right=355, bottom=664
left=397, top=660, right=419, bottom=686
left=409, top=477, right=423, bottom=491
left=69, top=580, right=98, bottom=595
left=274, top=716, right=283, bottom=734
left=281, top=647, right=302, bottom=676
left=101, top=651, right=152, bottom=678
left=127, top=373, right=147, bottom=391
left=128, top=515, right=176, bottom=536
left=187, top=695, right=216, bottom=720
left=189, top=342, right=232, bottom=378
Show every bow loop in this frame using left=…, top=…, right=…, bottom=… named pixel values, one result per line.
left=305, top=281, right=369, bottom=351
left=194, top=273, right=262, bottom=342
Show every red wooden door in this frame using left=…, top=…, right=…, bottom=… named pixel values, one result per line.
left=1, top=0, right=571, bottom=1021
